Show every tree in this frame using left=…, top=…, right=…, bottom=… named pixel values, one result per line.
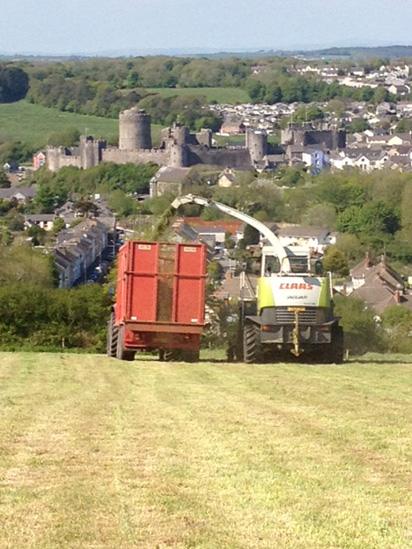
left=245, top=79, right=266, bottom=102
left=334, top=295, right=385, bottom=354
left=107, top=190, right=136, bottom=217
left=52, top=217, right=65, bottom=234
left=207, top=260, right=223, bottom=284
left=47, top=128, right=80, bottom=147
left=27, top=225, right=47, bottom=246
left=224, top=231, right=235, bottom=250
left=337, top=201, right=400, bottom=237
left=0, top=169, right=10, bottom=189
left=347, top=118, right=370, bottom=133
left=302, top=204, right=336, bottom=228
left=0, top=66, right=29, bottom=103
left=382, top=306, right=412, bottom=353
left=0, top=245, right=55, bottom=286
left=323, top=246, right=349, bottom=276
left=6, top=213, right=25, bottom=232
left=335, top=233, right=364, bottom=263
left=243, top=224, right=260, bottom=246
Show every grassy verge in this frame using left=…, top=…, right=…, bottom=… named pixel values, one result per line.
left=0, top=353, right=411, bottom=548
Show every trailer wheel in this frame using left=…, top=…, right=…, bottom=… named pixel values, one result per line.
left=116, top=326, right=135, bottom=362
left=160, top=350, right=179, bottom=362
left=243, top=323, right=260, bottom=364
left=107, top=313, right=118, bottom=358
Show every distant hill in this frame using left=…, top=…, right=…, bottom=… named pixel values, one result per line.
left=2, top=45, right=412, bottom=61
left=200, top=45, right=412, bottom=60
left=284, top=45, right=412, bottom=60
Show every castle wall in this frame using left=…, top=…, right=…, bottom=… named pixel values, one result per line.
left=102, top=148, right=169, bottom=166
left=187, top=146, right=252, bottom=169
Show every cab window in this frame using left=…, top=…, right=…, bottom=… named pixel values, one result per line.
left=289, top=256, right=308, bottom=274
left=264, top=255, right=280, bottom=275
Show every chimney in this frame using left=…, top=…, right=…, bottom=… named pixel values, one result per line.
left=365, top=251, right=372, bottom=268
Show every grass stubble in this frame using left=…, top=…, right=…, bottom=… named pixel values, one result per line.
left=0, top=352, right=411, bottom=548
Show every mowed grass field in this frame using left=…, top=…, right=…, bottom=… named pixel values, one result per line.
left=146, top=87, right=249, bottom=104
left=0, top=353, right=411, bottom=548
left=0, top=101, right=162, bottom=149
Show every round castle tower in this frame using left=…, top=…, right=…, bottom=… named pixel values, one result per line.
left=246, top=129, right=268, bottom=163
left=119, top=108, right=152, bottom=150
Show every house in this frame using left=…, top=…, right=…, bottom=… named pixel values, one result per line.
left=33, top=151, right=46, bottom=171
left=219, top=118, right=246, bottom=136
left=0, top=186, right=37, bottom=203
left=301, top=148, right=329, bottom=174
left=388, top=83, right=411, bottom=96
left=150, top=166, right=192, bottom=197
left=24, top=214, right=56, bottom=231
left=217, top=168, right=241, bottom=188
left=350, top=254, right=412, bottom=314
left=330, top=149, right=389, bottom=172
left=182, top=217, right=245, bottom=246
left=268, top=225, right=336, bottom=254
left=54, top=219, right=109, bottom=288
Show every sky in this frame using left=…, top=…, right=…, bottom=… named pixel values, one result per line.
left=1, top=0, right=412, bottom=55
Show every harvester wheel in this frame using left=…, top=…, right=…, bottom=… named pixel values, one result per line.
left=243, top=323, right=259, bottom=364
left=330, top=325, right=344, bottom=364
left=116, top=326, right=135, bottom=362
left=107, top=313, right=118, bottom=358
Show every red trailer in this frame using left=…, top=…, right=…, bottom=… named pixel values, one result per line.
left=107, top=241, right=207, bottom=361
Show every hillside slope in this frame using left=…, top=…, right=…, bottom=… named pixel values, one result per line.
left=0, top=353, right=411, bottom=548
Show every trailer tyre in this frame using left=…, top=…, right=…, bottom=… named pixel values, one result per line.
left=116, top=326, right=135, bottom=362
left=107, top=313, right=118, bottom=358
left=243, top=323, right=260, bottom=364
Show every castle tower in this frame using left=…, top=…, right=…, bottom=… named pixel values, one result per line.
left=169, top=142, right=188, bottom=167
left=119, top=108, right=152, bottom=150
left=172, top=123, right=190, bottom=146
left=247, top=129, right=268, bottom=163
left=80, top=136, right=106, bottom=169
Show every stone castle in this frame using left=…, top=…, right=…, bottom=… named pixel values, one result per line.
left=46, top=107, right=272, bottom=172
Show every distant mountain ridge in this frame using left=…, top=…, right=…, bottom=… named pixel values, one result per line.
left=1, top=45, right=412, bottom=61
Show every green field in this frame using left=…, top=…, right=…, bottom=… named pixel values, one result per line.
left=0, top=101, right=162, bottom=149
left=0, top=353, right=411, bottom=548
left=147, top=87, right=249, bottom=103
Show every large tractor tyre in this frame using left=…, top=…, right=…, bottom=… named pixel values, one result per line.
left=243, top=323, right=260, bottom=364
left=107, top=313, right=118, bottom=358
left=330, top=325, right=344, bottom=364
left=116, top=326, right=135, bottom=362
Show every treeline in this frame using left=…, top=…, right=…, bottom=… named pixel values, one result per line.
left=32, top=162, right=158, bottom=217
left=138, top=95, right=222, bottom=131
left=0, top=65, right=29, bottom=103
left=0, top=245, right=110, bottom=351
left=0, top=283, right=111, bottom=351
left=23, top=56, right=399, bottom=121
left=26, top=57, right=250, bottom=119
left=245, top=75, right=393, bottom=105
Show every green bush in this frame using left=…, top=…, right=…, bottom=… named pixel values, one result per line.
left=0, top=284, right=111, bottom=352
left=334, top=295, right=386, bottom=355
